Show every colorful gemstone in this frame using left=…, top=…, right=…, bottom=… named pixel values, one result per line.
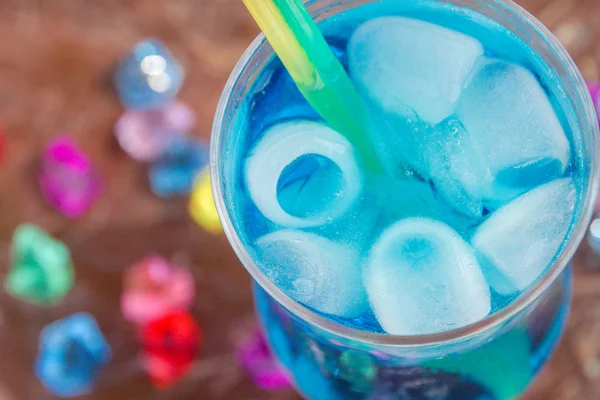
left=590, top=83, right=600, bottom=216
left=5, top=224, right=73, bottom=305
left=115, top=39, right=184, bottom=110
left=114, top=100, right=196, bottom=162
left=587, top=81, right=600, bottom=125
left=237, top=328, right=290, bottom=390
left=34, top=313, right=112, bottom=398
left=148, top=135, right=208, bottom=198
left=189, top=168, right=223, bottom=234
left=588, top=81, right=600, bottom=107
left=0, top=123, right=5, bottom=163
left=121, top=256, right=195, bottom=325
left=140, top=311, right=202, bottom=388
left=39, top=136, right=102, bottom=219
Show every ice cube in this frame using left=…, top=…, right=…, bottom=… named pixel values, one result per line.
left=369, top=116, right=491, bottom=218
left=245, top=120, right=362, bottom=228
left=364, top=218, right=491, bottom=335
left=255, top=229, right=368, bottom=319
left=362, top=107, right=488, bottom=228
left=471, top=178, right=576, bottom=295
left=363, top=101, right=429, bottom=180
left=376, top=175, right=477, bottom=234
left=457, top=61, right=571, bottom=206
left=348, top=16, right=483, bottom=125
left=426, top=118, right=491, bottom=219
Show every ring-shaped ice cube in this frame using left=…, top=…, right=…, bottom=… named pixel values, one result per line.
left=255, top=229, right=368, bottom=319
left=472, top=178, right=576, bottom=295
left=348, top=16, right=484, bottom=125
left=245, top=120, right=362, bottom=228
left=365, top=217, right=491, bottom=335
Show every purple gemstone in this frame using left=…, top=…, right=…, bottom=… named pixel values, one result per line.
left=39, top=136, right=102, bottom=219
left=237, top=329, right=291, bottom=390
left=587, top=81, right=600, bottom=124
left=114, top=100, right=196, bottom=162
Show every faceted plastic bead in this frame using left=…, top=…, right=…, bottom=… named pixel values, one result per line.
left=148, top=135, right=208, bottom=198
left=34, top=313, right=112, bottom=398
left=115, top=39, right=184, bottom=110
left=189, top=168, right=223, bottom=234
left=121, top=256, right=195, bottom=325
left=588, top=81, right=600, bottom=123
left=39, top=136, right=102, bottom=219
left=237, top=329, right=290, bottom=390
left=140, top=311, right=202, bottom=388
left=0, top=123, right=5, bottom=163
left=5, top=224, right=73, bottom=305
left=114, top=100, right=196, bottom=162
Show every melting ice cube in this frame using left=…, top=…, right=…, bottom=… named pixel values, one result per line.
left=457, top=61, right=571, bottom=206
left=245, top=120, right=362, bottom=228
left=348, top=16, right=483, bottom=125
left=424, top=118, right=491, bottom=219
left=255, top=229, right=369, bottom=318
left=363, top=103, right=490, bottom=224
left=471, top=178, right=576, bottom=295
left=364, top=218, right=491, bottom=335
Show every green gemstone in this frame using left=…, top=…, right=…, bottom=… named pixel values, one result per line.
left=339, top=350, right=377, bottom=392
left=5, top=224, right=73, bottom=304
left=340, top=350, right=377, bottom=379
left=425, top=329, right=532, bottom=400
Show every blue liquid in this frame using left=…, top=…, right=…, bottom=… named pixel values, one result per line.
left=225, top=0, right=584, bottom=398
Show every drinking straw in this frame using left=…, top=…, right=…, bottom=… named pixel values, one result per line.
left=241, top=0, right=383, bottom=173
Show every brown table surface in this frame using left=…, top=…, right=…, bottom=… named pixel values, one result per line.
left=0, top=0, right=599, bottom=399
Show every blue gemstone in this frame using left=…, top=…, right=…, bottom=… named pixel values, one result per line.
left=115, top=39, right=184, bottom=110
left=34, top=313, right=112, bottom=398
left=149, top=135, right=208, bottom=198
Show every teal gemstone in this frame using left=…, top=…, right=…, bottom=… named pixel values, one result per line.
left=5, top=224, right=73, bottom=304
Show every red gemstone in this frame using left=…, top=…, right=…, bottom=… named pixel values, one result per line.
left=0, top=124, right=4, bottom=162
left=143, top=353, right=194, bottom=389
left=140, top=311, right=202, bottom=388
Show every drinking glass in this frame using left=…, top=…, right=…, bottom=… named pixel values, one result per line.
left=211, top=0, right=600, bottom=398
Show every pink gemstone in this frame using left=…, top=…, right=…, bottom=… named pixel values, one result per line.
left=588, top=81, right=600, bottom=101
left=39, top=136, right=102, bottom=219
left=238, top=329, right=290, bottom=390
left=114, top=100, right=197, bottom=162
left=121, top=256, right=195, bottom=325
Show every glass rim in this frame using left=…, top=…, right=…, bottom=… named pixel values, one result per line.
left=210, top=0, right=600, bottom=347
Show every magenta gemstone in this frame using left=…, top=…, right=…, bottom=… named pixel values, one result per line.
left=238, top=329, right=291, bottom=390
left=114, top=100, right=196, bottom=162
left=39, top=136, right=102, bottom=219
left=121, top=256, right=195, bottom=325
left=587, top=81, right=600, bottom=122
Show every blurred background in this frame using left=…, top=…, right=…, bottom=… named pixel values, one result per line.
left=0, top=0, right=599, bottom=399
